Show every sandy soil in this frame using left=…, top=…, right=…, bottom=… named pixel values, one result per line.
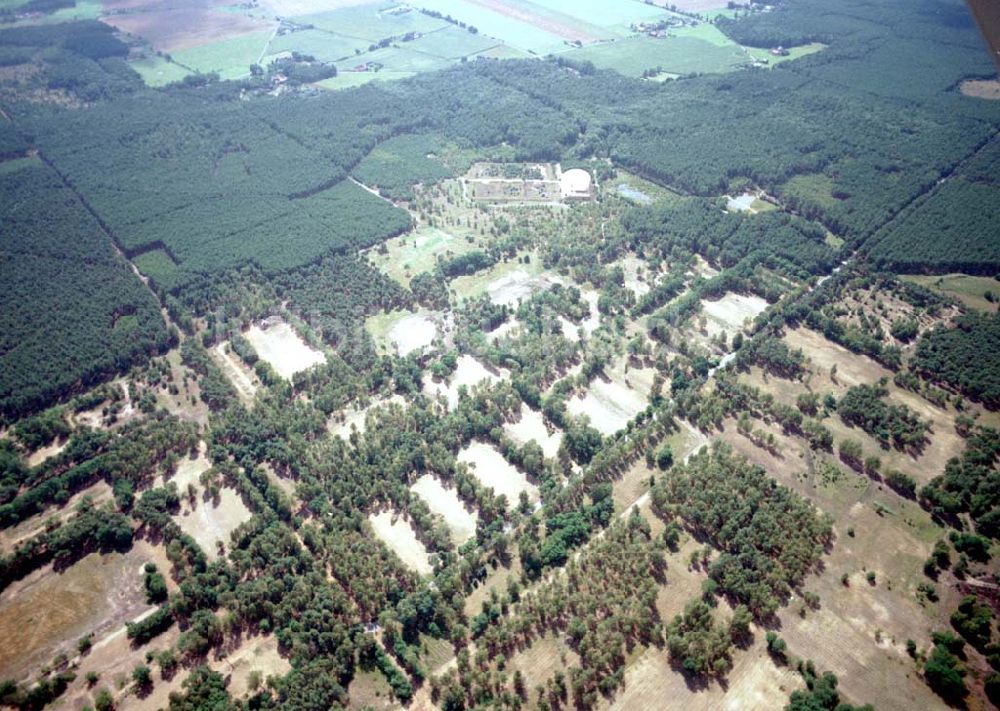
left=0, top=541, right=165, bottom=683
left=0, top=481, right=113, bottom=555
left=609, top=635, right=801, bottom=711
left=389, top=313, right=439, bottom=356
left=423, top=355, right=506, bottom=409
left=620, top=255, right=651, bottom=298
left=410, top=474, right=478, bottom=545
left=212, top=342, right=259, bottom=404
left=700, top=293, right=769, bottom=337
left=566, top=363, right=655, bottom=436
left=960, top=78, right=1000, bottom=99
left=25, top=438, right=68, bottom=468
left=486, top=270, right=557, bottom=306
left=173, top=486, right=252, bottom=561
left=159, top=440, right=210, bottom=490
left=457, top=442, right=539, bottom=505
left=503, top=403, right=562, bottom=458
left=369, top=510, right=433, bottom=575
left=246, top=321, right=325, bottom=380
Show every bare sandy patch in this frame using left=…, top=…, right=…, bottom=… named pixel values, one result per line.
left=486, top=269, right=559, bottom=306
left=700, top=293, right=768, bottom=337
left=389, top=313, right=439, bottom=355
left=25, top=438, right=67, bottom=468
left=410, top=474, right=478, bottom=544
left=457, top=441, right=539, bottom=505
left=567, top=362, right=655, bottom=436
left=162, top=440, right=211, bottom=491
left=610, top=635, right=801, bottom=710
left=212, top=342, right=260, bottom=404
left=504, top=403, right=562, bottom=458
left=783, top=327, right=891, bottom=389
left=217, top=634, right=291, bottom=697
left=960, top=78, right=1000, bottom=99
left=423, top=355, right=506, bottom=409
left=369, top=510, right=433, bottom=575
left=0, top=541, right=164, bottom=683
left=173, top=486, right=252, bottom=561
left=246, top=321, right=325, bottom=380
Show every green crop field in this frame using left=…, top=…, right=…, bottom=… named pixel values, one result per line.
left=315, top=70, right=416, bottom=89
left=407, top=25, right=501, bottom=59
left=564, top=35, right=746, bottom=76
left=292, top=3, right=449, bottom=42
left=360, top=44, right=452, bottom=72
left=171, top=30, right=273, bottom=80
left=129, top=56, right=192, bottom=87
left=266, top=28, right=369, bottom=63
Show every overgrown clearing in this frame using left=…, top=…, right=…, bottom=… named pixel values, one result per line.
left=457, top=441, right=538, bottom=504
left=903, top=273, right=1000, bottom=313
left=700, top=292, right=769, bottom=338
left=368, top=226, right=477, bottom=287
left=423, top=354, right=505, bottom=409
left=173, top=486, right=253, bottom=561
left=245, top=321, right=326, bottom=380
left=368, top=509, right=433, bottom=575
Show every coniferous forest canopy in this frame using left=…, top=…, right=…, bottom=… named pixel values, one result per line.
left=0, top=0, right=998, bottom=709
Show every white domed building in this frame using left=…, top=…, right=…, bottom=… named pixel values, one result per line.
left=560, top=167, right=594, bottom=201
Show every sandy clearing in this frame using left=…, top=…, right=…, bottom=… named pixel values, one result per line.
left=457, top=441, right=539, bottom=505
left=160, top=440, right=210, bottom=491
left=0, top=541, right=164, bottom=683
left=25, top=438, right=67, bottom=468
left=410, top=474, right=478, bottom=544
left=486, top=269, right=558, bottom=306
left=217, top=634, right=291, bottom=698
left=609, top=635, right=801, bottom=710
left=504, top=403, right=562, bottom=458
left=700, top=293, right=768, bottom=337
left=566, top=364, right=654, bottom=436
left=173, top=486, right=252, bottom=561
left=389, top=313, right=439, bottom=355
left=783, top=327, right=892, bottom=389
left=213, top=341, right=259, bottom=403
left=959, top=78, right=1000, bottom=99
left=726, top=192, right=756, bottom=212
left=620, top=255, right=651, bottom=298
left=246, top=321, right=325, bottom=380
left=423, top=355, right=506, bottom=409
left=369, top=510, right=433, bottom=575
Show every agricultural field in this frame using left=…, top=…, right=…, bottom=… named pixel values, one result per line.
left=1, top=1, right=999, bottom=710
